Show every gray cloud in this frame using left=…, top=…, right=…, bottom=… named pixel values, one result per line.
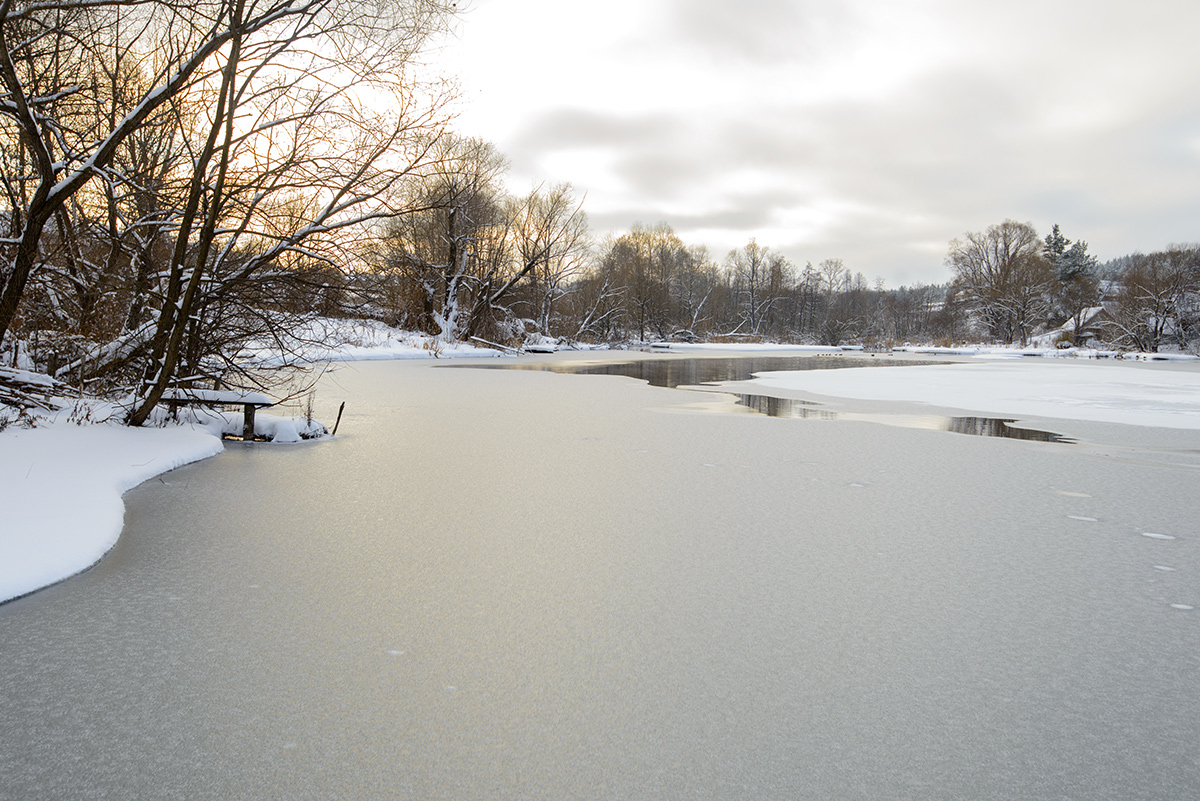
left=663, top=0, right=861, bottom=65
left=510, top=108, right=681, bottom=152
left=487, top=2, right=1200, bottom=286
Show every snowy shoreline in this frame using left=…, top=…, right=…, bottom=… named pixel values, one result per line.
left=3, top=331, right=1200, bottom=604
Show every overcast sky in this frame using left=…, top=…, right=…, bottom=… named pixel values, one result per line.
left=436, top=0, right=1200, bottom=287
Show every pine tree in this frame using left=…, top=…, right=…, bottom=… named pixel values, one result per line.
left=1043, top=224, right=1071, bottom=270
left=1042, top=225, right=1101, bottom=340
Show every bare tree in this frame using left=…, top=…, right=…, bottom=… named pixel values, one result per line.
left=499, top=182, right=590, bottom=336
left=1, top=0, right=458, bottom=421
left=379, top=136, right=509, bottom=339
left=1106, top=247, right=1200, bottom=352
left=947, top=220, right=1053, bottom=344
left=726, top=239, right=791, bottom=337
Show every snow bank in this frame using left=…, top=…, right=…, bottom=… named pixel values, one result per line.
left=750, top=360, right=1200, bottom=429
left=892, top=344, right=1197, bottom=361
left=0, top=422, right=224, bottom=603
left=243, top=318, right=502, bottom=365
left=0, top=399, right=329, bottom=603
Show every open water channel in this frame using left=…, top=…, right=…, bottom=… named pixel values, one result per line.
left=1, top=354, right=1198, bottom=799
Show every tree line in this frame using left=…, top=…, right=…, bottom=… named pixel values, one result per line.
left=358, top=210, right=1199, bottom=354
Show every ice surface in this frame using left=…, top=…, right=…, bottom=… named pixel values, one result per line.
left=5, top=354, right=1200, bottom=799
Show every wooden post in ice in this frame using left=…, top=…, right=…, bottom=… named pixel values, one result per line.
left=242, top=404, right=257, bottom=441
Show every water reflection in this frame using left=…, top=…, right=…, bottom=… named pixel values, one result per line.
left=474, top=355, right=1072, bottom=444
left=735, top=393, right=1074, bottom=443
left=477, top=354, right=906, bottom=388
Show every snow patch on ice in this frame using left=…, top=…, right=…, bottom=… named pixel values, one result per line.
left=1140, top=532, right=1176, bottom=540
left=750, top=360, right=1200, bottom=430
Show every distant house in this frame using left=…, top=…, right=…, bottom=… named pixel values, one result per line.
left=1031, top=306, right=1113, bottom=348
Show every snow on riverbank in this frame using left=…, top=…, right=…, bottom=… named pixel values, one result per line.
left=0, top=401, right=334, bottom=603
left=750, top=359, right=1200, bottom=429
left=0, top=421, right=223, bottom=602
left=244, top=318, right=503, bottom=364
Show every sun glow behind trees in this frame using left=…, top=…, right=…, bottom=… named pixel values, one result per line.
left=1, top=0, right=460, bottom=420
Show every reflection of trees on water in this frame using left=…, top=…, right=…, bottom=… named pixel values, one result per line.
left=493, top=355, right=925, bottom=389
left=573, top=356, right=877, bottom=389
left=947, top=417, right=1071, bottom=443
left=736, top=394, right=834, bottom=419
left=735, top=395, right=1072, bottom=443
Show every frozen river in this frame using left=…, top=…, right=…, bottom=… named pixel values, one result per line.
left=2, top=354, right=1198, bottom=799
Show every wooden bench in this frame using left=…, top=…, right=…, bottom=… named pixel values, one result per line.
left=161, top=388, right=274, bottom=441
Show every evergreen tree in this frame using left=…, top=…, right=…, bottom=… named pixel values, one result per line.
left=1043, top=224, right=1071, bottom=269
left=1043, top=224, right=1101, bottom=341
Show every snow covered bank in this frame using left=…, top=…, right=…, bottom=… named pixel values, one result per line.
left=244, top=318, right=503, bottom=365
left=0, top=402, right=329, bottom=604
left=2, top=316, right=487, bottom=604
left=892, top=344, right=1198, bottom=361
left=0, top=422, right=224, bottom=603
left=750, top=359, right=1200, bottom=430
